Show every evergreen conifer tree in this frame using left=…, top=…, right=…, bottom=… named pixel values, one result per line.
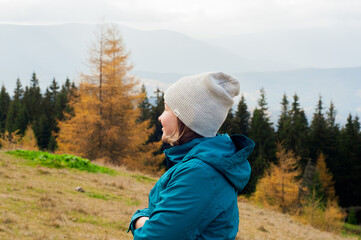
left=138, top=84, right=152, bottom=123
left=35, top=88, right=54, bottom=149
left=24, top=72, right=42, bottom=123
left=22, top=73, right=42, bottom=144
left=49, top=78, right=77, bottom=151
left=277, top=93, right=291, bottom=142
left=283, top=94, right=310, bottom=169
left=323, top=101, right=341, bottom=200
left=14, top=78, right=24, bottom=99
left=55, top=78, right=75, bottom=121
left=244, top=88, right=276, bottom=195
left=234, top=94, right=250, bottom=136
left=6, top=79, right=28, bottom=134
left=49, top=78, right=60, bottom=103
left=0, top=85, right=10, bottom=134
left=309, top=96, right=328, bottom=162
left=35, top=113, right=51, bottom=150
left=337, top=114, right=361, bottom=207
left=148, top=88, right=164, bottom=143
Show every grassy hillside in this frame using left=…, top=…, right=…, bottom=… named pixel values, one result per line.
left=0, top=150, right=358, bottom=240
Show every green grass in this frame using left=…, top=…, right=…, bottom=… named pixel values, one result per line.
left=69, top=211, right=128, bottom=231
left=342, top=223, right=361, bottom=239
left=6, top=150, right=116, bottom=175
left=131, top=174, right=156, bottom=183
left=84, top=191, right=110, bottom=200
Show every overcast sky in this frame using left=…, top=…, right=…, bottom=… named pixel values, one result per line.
left=1, top=0, right=361, bottom=39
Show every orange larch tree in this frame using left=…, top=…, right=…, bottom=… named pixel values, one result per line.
left=316, top=152, right=337, bottom=201
left=253, top=144, right=303, bottom=213
left=56, top=24, right=163, bottom=172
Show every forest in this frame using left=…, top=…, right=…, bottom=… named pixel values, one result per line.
left=0, top=25, right=360, bottom=230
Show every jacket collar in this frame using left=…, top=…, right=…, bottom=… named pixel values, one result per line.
left=164, top=137, right=207, bottom=169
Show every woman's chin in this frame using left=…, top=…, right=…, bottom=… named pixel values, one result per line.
left=161, top=135, right=167, bottom=143
left=161, top=134, right=170, bottom=144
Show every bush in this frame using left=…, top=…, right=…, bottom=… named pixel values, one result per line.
left=0, top=130, right=21, bottom=150
left=299, top=199, right=345, bottom=232
left=347, top=209, right=357, bottom=225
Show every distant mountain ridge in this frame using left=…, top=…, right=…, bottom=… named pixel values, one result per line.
left=0, top=23, right=254, bottom=90
left=0, top=23, right=360, bottom=125
left=207, top=27, right=361, bottom=71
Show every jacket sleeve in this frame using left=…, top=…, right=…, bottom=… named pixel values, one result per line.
left=128, top=208, right=151, bottom=234
left=133, top=161, right=217, bottom=240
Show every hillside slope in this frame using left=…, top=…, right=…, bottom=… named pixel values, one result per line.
left=0, top=150, right=356, bottom=240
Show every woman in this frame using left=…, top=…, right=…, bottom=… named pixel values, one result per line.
left=128, top=72, right=255, bottom=240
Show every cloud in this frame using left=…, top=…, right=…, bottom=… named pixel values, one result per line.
left=139, top=77, right=169, bottom=89
left=336, top=115, right=347, bottom=124
left=357, top=89, right=361, bottom=98
left=1, top=0, right=361, bottom=38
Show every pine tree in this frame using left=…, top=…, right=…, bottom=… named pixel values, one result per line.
left=48, top=78, right=60, bottom=130
left=324, top=102, right=340, bottom=157
left=137, top=84, right=152, bottom=123
left=337, top=114, right=361, bottom=207
left=0, top=85, right=10, bottom=134
left=57, top=24, right=162, bottom=170
left=50, top=78, right=76, bottom=151
left=283, top=94, right=310, bottom=169
left=234, top=94, right=250, bottom=136
left=244, top=88, right=276, bottom=195
left=15, top=104, right=28, bottom=135
left=323, top=101, right=341, bottom=201
left=24, top=72, right=42, bottom=123
left=49, top=78, right=60, bottom=103
left=14, top=78, right=24, bottom=99
left=22, top=73, right=42, bottom=145
left=55, top=78, right=76, bottom=121
left=35, top=88, right=53, bottom=149
left=148, top=88, right=164, bottom=143
left=6, top=101, right=19, bottom=134
left=5, top=79, right=28, bottom=135
left=277, top=93, right=291, bottom=142
left=35, top=114, right=51, bottom=150
left=309, top=96, right=328, bottom=161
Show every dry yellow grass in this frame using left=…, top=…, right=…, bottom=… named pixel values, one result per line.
left=0, top=150, right=154, bottom=240
left=0, top=150, right=357, bottom=240
left=237, top=198, right=357, bottom=240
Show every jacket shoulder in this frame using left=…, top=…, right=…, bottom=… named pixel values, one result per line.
left=174, top=158, right=219, bottom=178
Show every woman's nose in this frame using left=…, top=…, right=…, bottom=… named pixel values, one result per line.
left=158, top=112, right=164, bottom=122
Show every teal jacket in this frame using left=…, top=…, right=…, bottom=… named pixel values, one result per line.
left=128, top=134, right=254, bottom=240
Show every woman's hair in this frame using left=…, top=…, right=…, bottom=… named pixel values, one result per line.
left=166, top=118, right=203, bottom=146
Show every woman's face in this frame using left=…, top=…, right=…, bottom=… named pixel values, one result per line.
left=158, top=103, right=178, bottom=143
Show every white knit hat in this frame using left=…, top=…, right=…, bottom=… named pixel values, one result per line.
left=164, top=72, right=240, bottom=137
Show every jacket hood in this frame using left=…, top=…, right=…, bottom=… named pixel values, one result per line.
left=164, top=134, right=255, bottom=191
